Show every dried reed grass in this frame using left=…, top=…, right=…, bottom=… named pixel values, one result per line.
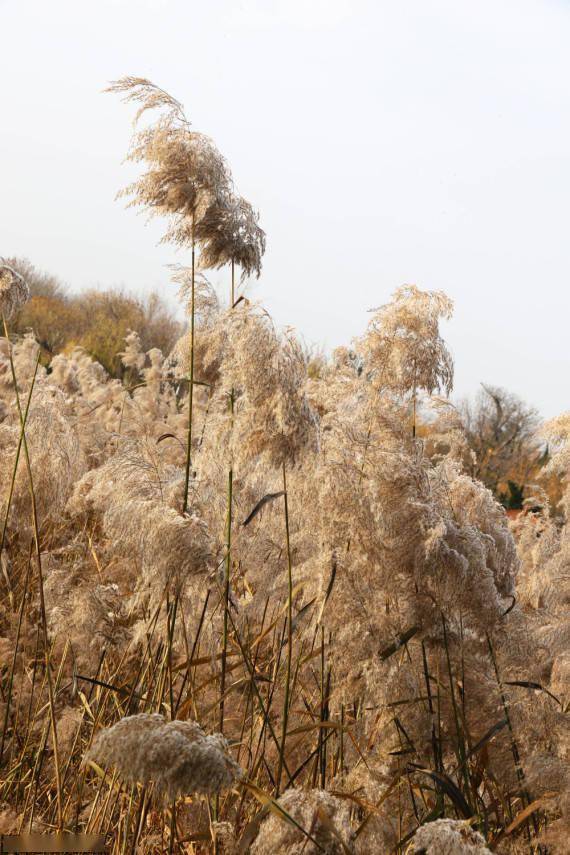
left=0, top=78, right=567, bottom=855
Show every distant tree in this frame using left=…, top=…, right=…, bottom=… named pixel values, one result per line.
left=5, top=256, right=67, bottom=301
left=4, top=257, right=183, bottom=376
left=8, top=258, right=76, bottom=356
left=72, top=289, right=182, bottom=378
left=460, top=384, right=544, bottom=506
left=138, top=292, right=183, bottom=358
left=17, top=295, right=80, bottom=356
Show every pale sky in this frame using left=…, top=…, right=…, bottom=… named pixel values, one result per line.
left=1, top=0, right=569, bottom=417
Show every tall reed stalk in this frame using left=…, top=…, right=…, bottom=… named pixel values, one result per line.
left=2, top=317, right=63, bottom=830
left=220, top=259, right=236, bottom=734
left=182, top=219, right=195, bottom=516
left=0, top=351, right=40, bottom=568
left=0, top=553, right=32, bottom=765
left=275, top=461, right=293, bottom=796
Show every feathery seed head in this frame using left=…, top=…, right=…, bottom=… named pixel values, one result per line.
left=0, top=261, right=30, bottom=319
left=106, top=77, right=186, bottom=126
left=251, top=789, right=354, bottom=855
left=86, top=714, right=241, bottom=801
left=361, top=284, right=454, bottom=397
left=195, top=191, right=266, bottom=279
left=120, top=329, right=146, bottom=372
left=412, top=818, right=492, bottom=853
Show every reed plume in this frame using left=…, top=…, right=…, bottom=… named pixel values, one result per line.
left=0, top=261, right=30, bottom=319
left=412, top=818, right=492, bottom=853
left=86, top=714, right=241, bottom=800
left=361, top=284, right=454, bottom=397
left=194, top=191, right=266, bottom=281
left=250, top=789, right=354, bottom=854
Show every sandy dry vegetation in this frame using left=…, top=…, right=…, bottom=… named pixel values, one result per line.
left=0, top=79, right=568, bottom=853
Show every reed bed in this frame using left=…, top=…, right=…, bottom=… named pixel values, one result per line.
left=0, top=80, right=568, bottom=853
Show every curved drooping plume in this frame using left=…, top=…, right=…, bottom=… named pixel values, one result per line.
left=194, top=191, right=266, bottom=280
left=106, top=78, right=230, bottom=234
left=108, top=76, right=266, bottom=521
left=105, top=76, right=186, bottom=124
left=0, top=261, right=30, bottom=319
left=107, top=76, right=266, bottom=280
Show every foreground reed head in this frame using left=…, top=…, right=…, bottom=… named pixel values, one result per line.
left=85, top=714, right=242, bottom=801
left=412, top=818, right=492, bottom=854
left=250, top=788, right=354, bottom=854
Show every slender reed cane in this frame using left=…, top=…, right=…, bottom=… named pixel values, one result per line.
left=219, top=467, right=233, bottom=733
left=2, top=316, right=64, bottom=831
left=0, top=552, right=32, bottom=765
left=215, top=259, right=236, bottom=850
left=182, top=218, right=196, bottom=515
left=486, top=632, right=540, bottom=843
left=219, top=259, right=236, bottom=734
left=411, top=365, right=417, bottom=438
left=275, top=460, right=293, bottom=796
left=0, top=350, right=41, bottom=569
left=168, top=798, right=177, bottom=855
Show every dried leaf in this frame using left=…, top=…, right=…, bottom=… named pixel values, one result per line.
left=242, top=492, right=285, bottom=526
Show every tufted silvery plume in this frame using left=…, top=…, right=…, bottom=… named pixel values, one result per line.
left=0, top=261, right=30, bottom=320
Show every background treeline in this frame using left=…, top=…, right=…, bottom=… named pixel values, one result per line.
left=6, top=257, right=183, bottom=379
left=6, top=256, right=560, bottom=514
left=422, top=384, right=562, bottom=514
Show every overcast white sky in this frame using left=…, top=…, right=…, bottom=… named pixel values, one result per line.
left=1, top=0, right=569, bottom=417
